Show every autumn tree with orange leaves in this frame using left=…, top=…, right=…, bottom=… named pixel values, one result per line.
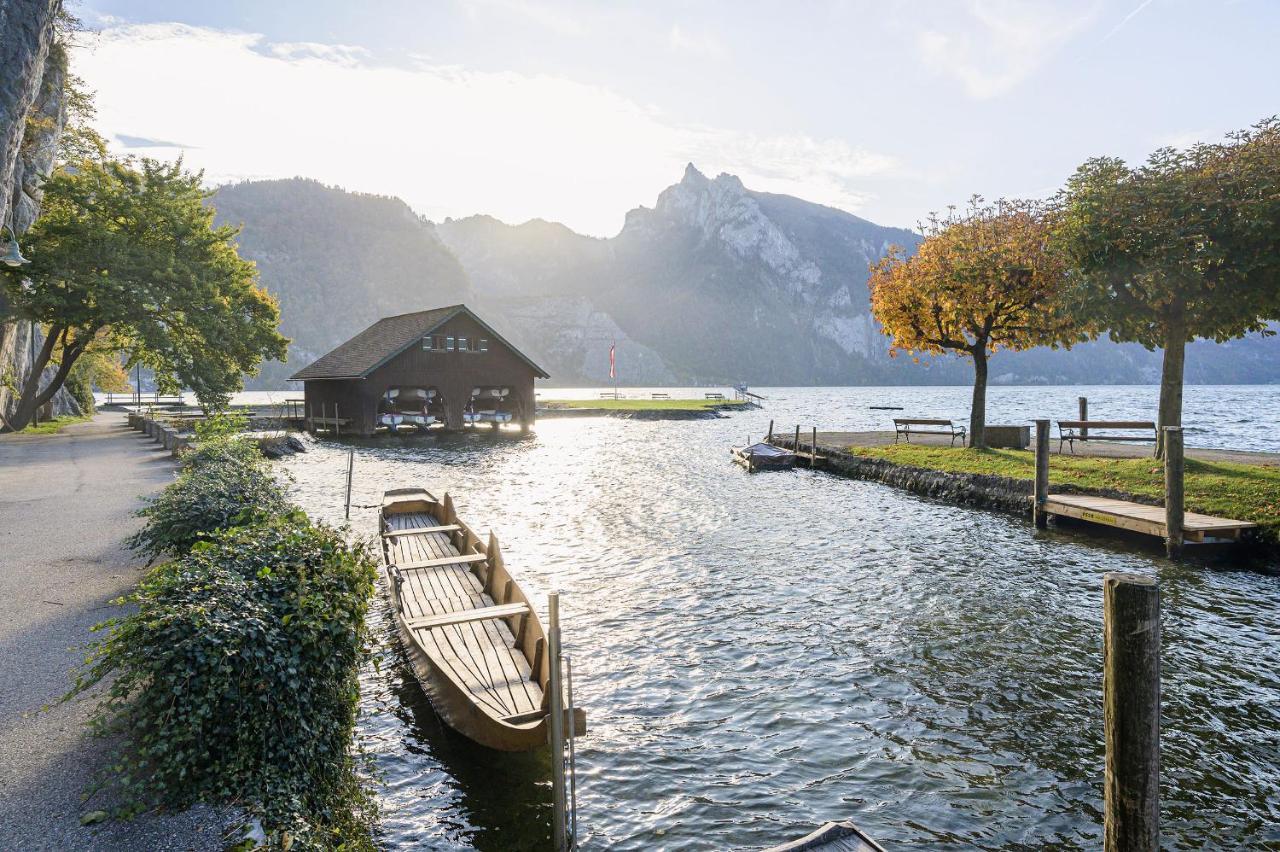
left=869, top=198, right=1082, bottom=448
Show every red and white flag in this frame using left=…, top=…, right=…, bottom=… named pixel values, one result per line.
left=609, top=342, right=616, bottom=379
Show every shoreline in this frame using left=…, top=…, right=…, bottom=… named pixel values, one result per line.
left=768, top=431, right=1280, bottom=566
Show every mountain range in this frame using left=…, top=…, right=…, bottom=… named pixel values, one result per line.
left=210, top=169, right=1280, bottom=389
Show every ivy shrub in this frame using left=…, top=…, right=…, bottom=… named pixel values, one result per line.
left=77, top=515, right=377, bottom=848
left=130, top=437, right=290, bottom=559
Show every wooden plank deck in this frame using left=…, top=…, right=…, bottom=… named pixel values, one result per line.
left=385, top=511, right=543, bottom=718
left=1043, top=494, right=1256, bottom=542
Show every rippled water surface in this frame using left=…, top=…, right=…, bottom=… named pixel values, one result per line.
left=277, top=387, right=1280, bottom=850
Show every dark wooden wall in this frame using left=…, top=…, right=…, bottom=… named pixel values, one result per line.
left=303, top=313, right=540, bottom=435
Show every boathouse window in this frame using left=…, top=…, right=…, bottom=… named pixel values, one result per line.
left=458, top=336, right=469, bottom=351
left=479, top=339, right=489, bottom=352
left=422, top=335, right=441, bottom=351
left=446, top=336, right=455, bottom=351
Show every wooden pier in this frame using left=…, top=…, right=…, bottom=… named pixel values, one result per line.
left=1041, top=494, right=1255, bottom=542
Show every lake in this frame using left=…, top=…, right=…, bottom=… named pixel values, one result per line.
left=275, top=386, right=1280, bottom=849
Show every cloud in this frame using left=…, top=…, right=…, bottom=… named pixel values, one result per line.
left=667, top=24, right=726, bottom=59
left=1102, top=0, right=1157, bottom=41
left=916, top=0, right=1102, bottom=99
left=116, top=133, right=192, bottom=149
left=73, top=23, right=903, bottom=236
left=458, top=0, right=586, bottom=37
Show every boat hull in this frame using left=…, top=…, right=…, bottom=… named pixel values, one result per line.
left=380, top=487, right=582, bottom=751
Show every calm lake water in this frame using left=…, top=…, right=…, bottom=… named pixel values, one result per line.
left=275, top=386, right=1280, bottom=850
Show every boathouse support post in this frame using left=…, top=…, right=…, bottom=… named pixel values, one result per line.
left=811, top=426, right=817, bottom=468
left=1103, top=572, right=1160, bottom=852
left=1080, top=396, right=1089, bottom=440
left=547, top=591, right=569, bottom=852
left=1034, top=419, right=1050, bottom=528
left=1163, top=427, right=1184, bottom=559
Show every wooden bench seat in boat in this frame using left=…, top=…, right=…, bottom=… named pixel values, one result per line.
left=404, top=602, right=530, bottom=631
left=392, top=553, right=488, bottom=571
left=382, top=523, right=461, bottom=537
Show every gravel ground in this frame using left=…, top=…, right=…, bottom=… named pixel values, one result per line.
left=0, top=413, right=239, bottom=850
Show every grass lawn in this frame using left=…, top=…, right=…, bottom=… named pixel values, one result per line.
left=540, top=398, right=747, bottom=411
left=17, top=414, right=92, bottom=435
left=848, top=444, right=1280, bottom=537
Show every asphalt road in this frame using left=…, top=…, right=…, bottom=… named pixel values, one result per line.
left=0, top=413, right=235, bottom=850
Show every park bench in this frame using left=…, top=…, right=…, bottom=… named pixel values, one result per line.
left=599, top=392, right=621, bottom=399
left=651, top=392, right=670, bottom=399
left=893, top=418, right=967, bottom=447
left=705, top=392, right=725, bottom=400
left=1056, top=420, right=1157, bottom=454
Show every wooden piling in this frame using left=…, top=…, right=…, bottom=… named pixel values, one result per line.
left=548, top=592, right=569, bottom=852
left=766, top=419, right=774, bottom=442
left=1034, top=419, right=1050, bottom=528
left=344, top=449, right=354, bottom=520
left=811, top=426, right=818, bottom=468
left=793, top=424, right=800, bottom=452
left=1079, top=396, right=1089, bottom=440
left=335, top=403, right=341, bottom=437
left=1103, top=572, right=1160, bottom=852
left=1163, top=427, right=1184, bottom=559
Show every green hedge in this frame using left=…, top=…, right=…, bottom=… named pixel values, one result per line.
left=129, top=437, right=290, bottom=560
left=80, top=430, right=378, bottom=848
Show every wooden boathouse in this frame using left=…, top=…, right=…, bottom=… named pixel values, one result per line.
left=290, top=304, right=549, bottom=435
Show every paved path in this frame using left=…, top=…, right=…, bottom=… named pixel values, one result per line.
left=809, top=430, right=1280, bottom=466
left=0, top=413, right=232, bottom=850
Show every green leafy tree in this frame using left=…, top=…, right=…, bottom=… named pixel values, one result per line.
left=0, top=156, right=287, bottom=429
left=1058, top=119, right=1280, bottom=455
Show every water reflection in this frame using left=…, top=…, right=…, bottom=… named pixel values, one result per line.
left=279, top=390, right=1280, bottom=850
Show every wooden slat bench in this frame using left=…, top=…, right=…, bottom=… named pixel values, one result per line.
left=1057, top=420, right=1156, bottom=454
left=893, top=418, right=967, bottom=447
left=705, top=392, right=725, bottom=400
left=650, top=392, right=670, bottom=399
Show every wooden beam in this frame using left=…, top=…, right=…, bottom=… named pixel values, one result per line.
left=1034, top=419, right=1050, bottom=528
left=382, top=524, right=461, bottom=538
left=392, top=553, right=487, bottom=571
left=403, top=602, right=530, bottom=631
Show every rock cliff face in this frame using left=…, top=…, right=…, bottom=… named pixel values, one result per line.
left=0, top=3, right=81, bottom=425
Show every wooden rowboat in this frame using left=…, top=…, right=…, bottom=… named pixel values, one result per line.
left=764, top=821, right=886, bottom=852
left=380, top=487, right=585, bottom=751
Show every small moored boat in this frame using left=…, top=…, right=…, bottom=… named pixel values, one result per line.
left=731, top=441, right=796, bottom=472
left=380, top=487, right=585, bottom=750
left=764, top=821, right=886, bottom=852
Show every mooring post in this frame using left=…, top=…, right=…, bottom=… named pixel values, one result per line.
left=1079, top=396, right=1089, bottom=440
left=1034, top=419, right=1050, bottom=528
left=1103, top=572, right=1160, bottom=852
left=344, top=448, right=354, bottom=520
left=811, top=426, right=818, bottom=468
left=1163, top=427, right=1184, bottom=559
left=547, top=592, right=569, bottom=852
left=766, top=419, right=774, bottom=442
left=335, top=403, right=341, bottom=437
left=793, top=424, right=800, bottom=452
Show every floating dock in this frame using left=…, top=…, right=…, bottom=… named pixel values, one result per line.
left=1042, top=494, right=1255, bottom=542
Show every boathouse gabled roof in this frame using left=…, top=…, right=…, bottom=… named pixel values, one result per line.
left=289, top=304, right=550, bottom=381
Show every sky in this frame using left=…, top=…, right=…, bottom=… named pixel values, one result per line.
left=71, top=0, right=1280, bottom=237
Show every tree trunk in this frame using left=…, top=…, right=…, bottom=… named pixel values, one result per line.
left=5, top=326, right=83, bottom=431
left=969, top=346, right=988, bottom=449
left=1155, top=303, right=1186, bottom=460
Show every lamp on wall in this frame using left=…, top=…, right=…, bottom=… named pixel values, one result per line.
left=2, top=222, right=30, bottom=267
